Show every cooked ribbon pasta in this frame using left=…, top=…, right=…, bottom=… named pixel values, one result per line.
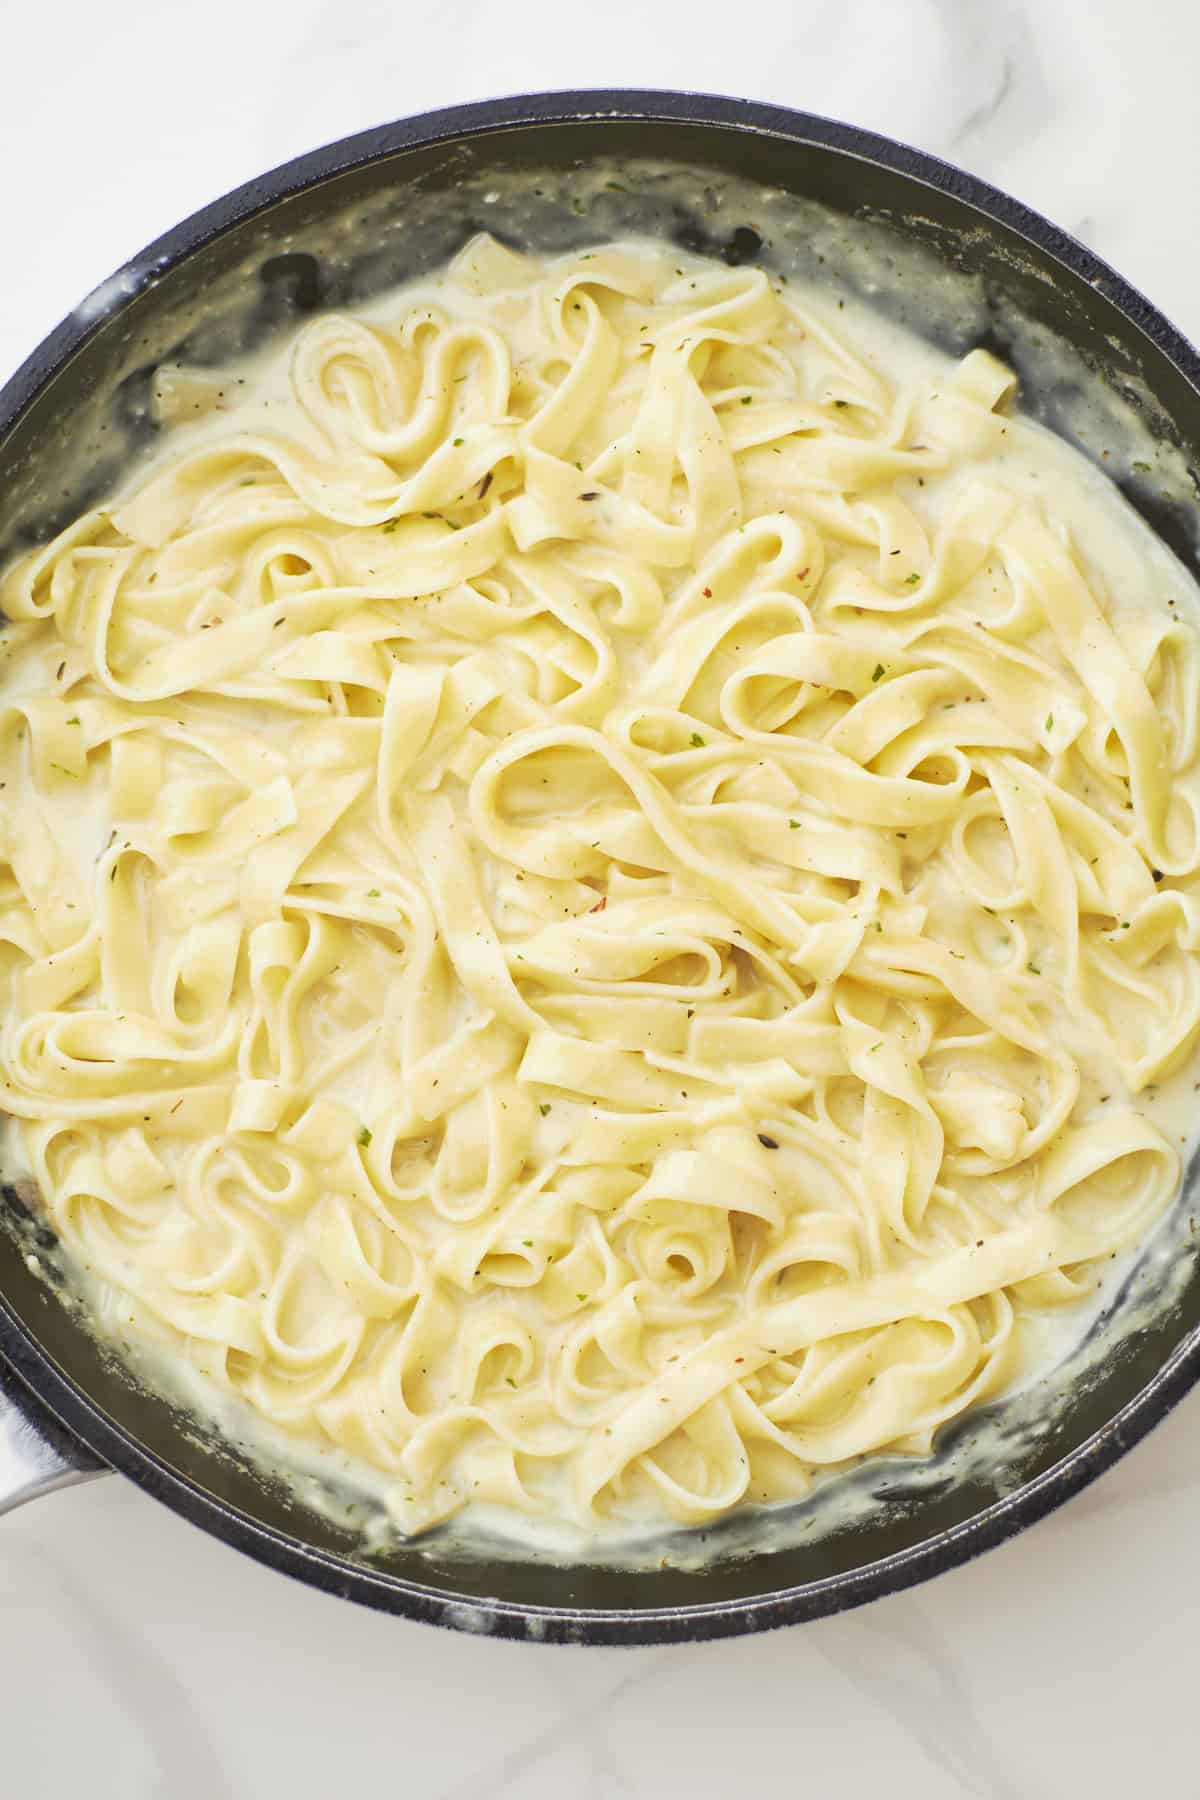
left=1, top=234, right=1198, bottom=1537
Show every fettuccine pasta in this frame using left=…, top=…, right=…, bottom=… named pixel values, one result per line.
left=1, top=233, right=1197, bottom=1536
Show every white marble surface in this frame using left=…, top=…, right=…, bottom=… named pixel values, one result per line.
left=3, top=1, right=1200, bottom=1792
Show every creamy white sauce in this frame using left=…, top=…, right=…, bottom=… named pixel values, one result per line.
left=5, top=210, right=1200, bottom=1566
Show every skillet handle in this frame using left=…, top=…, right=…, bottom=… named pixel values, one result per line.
left=0, top=1358, right=107, bottom=1513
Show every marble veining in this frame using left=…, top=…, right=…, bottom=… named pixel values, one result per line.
left=3, top=0, right=1199, bottom=1794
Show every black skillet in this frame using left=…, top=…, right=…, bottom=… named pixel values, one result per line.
left=2, top=89, right=1200, bottom=1645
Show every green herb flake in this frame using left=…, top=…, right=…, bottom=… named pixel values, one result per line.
left=1027, top=959, right=1040, bottom=975
left=690, top=732, right=705, bottom=747
left=358, top=1126, right=372, bottom=1148
left=66, top=716, right=80, bottom=725
left=1045, top=713, right=1053, bottom=733
left=367, top=888, right=380, bottom=898
left=1132, top=460, right=1152, bottom=473
left=741, top=395, right=752, bottom=405
left=505, top=1376, right=517, bottom=1388
left=453, top=437, right=464, bottom=447
left=789, top=818, right=800, bottom=830
left=538, top=1103, right=551, bottom=1117
left=905, top=572, right=921, bottom=585
left=871, top=664, right=885, bottom=683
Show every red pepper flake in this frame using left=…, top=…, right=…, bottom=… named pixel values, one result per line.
left=703, top=587, right=713, bottom=598
left=589, top=896, right=607, bottom=913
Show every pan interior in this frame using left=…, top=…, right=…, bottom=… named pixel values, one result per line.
left=3, top=106, right=1200, bottom=1627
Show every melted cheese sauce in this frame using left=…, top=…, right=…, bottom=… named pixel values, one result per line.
left=3, top=232, right=1200, bottom=1553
